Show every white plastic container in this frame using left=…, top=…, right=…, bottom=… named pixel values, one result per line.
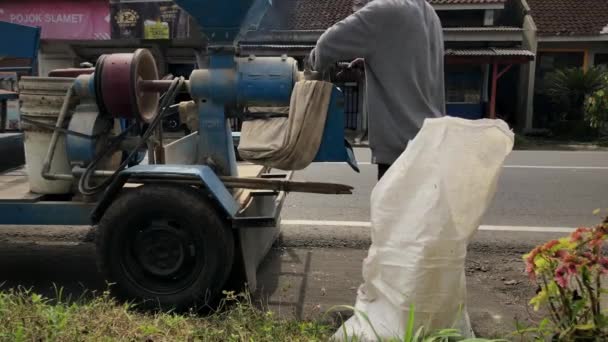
left=22, top=124, right=72, bottom=194
left=19, top=77, right=76, bottom=194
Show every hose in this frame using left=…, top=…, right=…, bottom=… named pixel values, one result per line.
left=78, top=77, right=185, bottom=196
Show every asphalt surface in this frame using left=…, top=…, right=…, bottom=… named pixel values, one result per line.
left=283, top=148, right=608, bottom=228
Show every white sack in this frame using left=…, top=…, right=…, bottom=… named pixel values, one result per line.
left=335, top=117, right=514, bottom=341
left=237, top=81, right=333, bottom=170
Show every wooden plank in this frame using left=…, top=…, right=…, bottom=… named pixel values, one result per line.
left=234, top=164, right=266, bottom=208
left=0, top=167, right=43, bottom=201
left=222, top=176, right=353, bottom=195
left=237, top=164, right=266, bottom=178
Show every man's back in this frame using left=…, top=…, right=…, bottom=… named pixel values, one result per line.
left=310, top=0, right=445, bottom=165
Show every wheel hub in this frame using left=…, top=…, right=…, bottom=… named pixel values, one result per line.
left=134, top=225, right=186, bottom=277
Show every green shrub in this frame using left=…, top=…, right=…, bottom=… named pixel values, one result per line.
left=544, top=67, right=605, bottom=122
left=518, top=217, right=608, bottom=340
left=584, top=72, right=608, bottom=135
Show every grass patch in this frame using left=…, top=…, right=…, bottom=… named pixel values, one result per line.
left=0, top=288, right=332, bottom=341
left=0, top=288, right=506, bottom=341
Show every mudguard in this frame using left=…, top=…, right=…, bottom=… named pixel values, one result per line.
left=91, top=164, right=239, bottom=224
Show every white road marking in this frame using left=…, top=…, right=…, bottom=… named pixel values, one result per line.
left=478, top=225, right=574, bottom=233
left=284, top=220, right=372, bottom=227
left=281, top=220, right=575, bottom=234
left=316, top=163, right=608, bottom=169
left=504, top=165, right=608, bottom=170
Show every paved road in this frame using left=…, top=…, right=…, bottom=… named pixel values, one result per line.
left=283, top=148, right=608, bottom=228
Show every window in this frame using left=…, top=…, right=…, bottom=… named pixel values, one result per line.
left=445, top=66, right=483, bottom=104
left=536, top=51, right=585, bottom=84
left=595, top=54, right=608, bottom=67
left=436, top=10, right=485, bottom=27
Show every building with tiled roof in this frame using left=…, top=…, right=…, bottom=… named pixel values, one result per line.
left=243, top=0, right=534, bottom=131
left=244, top=0, right=608, bottom=132
left=522, top=0, right=608, bottom=129
left=527, top=0, right=608, bottom=37
left=258, top=0, right=510, bottom=30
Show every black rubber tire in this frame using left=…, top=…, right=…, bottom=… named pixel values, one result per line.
left=96, top=184, right=234, bottom=311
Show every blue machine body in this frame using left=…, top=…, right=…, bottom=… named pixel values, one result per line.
left=236, top=57, right=297, bottom=106
left=173, top=0, right=271, bottom=44
left=174, top=0, right=357, bottom=176
left=189, top=56, right=297, bottom=107
left=189, top=54, right=300, bottom=175
left=317, top=87, right=360, bottom=172
left=0, top=0, right=356, bottom=226
left=66, top=110, right=112, bottom=167
left=187, top=54, right=237, bottom=175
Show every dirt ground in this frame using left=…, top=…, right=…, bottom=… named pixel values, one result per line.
left=254, top=245, right=538, bottom=339
left=0, top=225, right=544, bottom=339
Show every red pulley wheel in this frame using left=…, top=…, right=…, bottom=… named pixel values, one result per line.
left=96, top=49, right=159, bottom=123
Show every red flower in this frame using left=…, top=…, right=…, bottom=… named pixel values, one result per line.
left=571, top=227, right=591, bottom=242
left=599, top=258, right=608, bottom=274
left=526, top=262, right=535, bottom=280
left=555, top=265, right=569, bottom=288
left=589, top=237, right=603, bottom=248
left=566, top=262, right=578, bottom=275
left=564, top=254, right=579, bottom=264
left=580, top=252, right=597, bottom=267
left=543, top=240, right=560, bottom=251
left=525, top=247, right=542, bottom=279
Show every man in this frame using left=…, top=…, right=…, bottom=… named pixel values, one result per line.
left=309, top=0, right=445, bottom=180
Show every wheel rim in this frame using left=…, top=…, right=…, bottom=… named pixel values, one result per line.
left=121, top=217, right=204, bottom=295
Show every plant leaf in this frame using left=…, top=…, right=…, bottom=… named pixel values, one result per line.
left=574, top=323, right=595, bottom=331
left=413, top=326, right=425, bottom=341
left=404, top=304, right=415, bottom=342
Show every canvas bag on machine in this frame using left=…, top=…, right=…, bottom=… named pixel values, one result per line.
left=335, top=117, right=514, bottom=341
left=237, top=80, right=333, bottom=170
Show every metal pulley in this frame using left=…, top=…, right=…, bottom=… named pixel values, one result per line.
left=95, top=49, right=159, bottom=123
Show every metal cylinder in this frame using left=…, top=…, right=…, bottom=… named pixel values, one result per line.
left=236, top=56, right=298, bottom=106
left=189, top=67, right=237, bottom=104
left=188, top=56, right=298, bottom=107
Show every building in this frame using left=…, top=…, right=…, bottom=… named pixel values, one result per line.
left=0, top=0, right=205, bottom=78
left=0, top=0, right=539, bottom=134
left=242, top=0, right=535, bottom=132
left=525, top=0, right=608, bottom=129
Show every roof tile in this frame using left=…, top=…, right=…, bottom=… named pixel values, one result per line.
left=527, top=0, right=608, bottom=36
left=430, top=0, right=505, bottom=4
left=445, top=47, right=534, bottom=57
left=260, top=0, right=506, bottom=31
